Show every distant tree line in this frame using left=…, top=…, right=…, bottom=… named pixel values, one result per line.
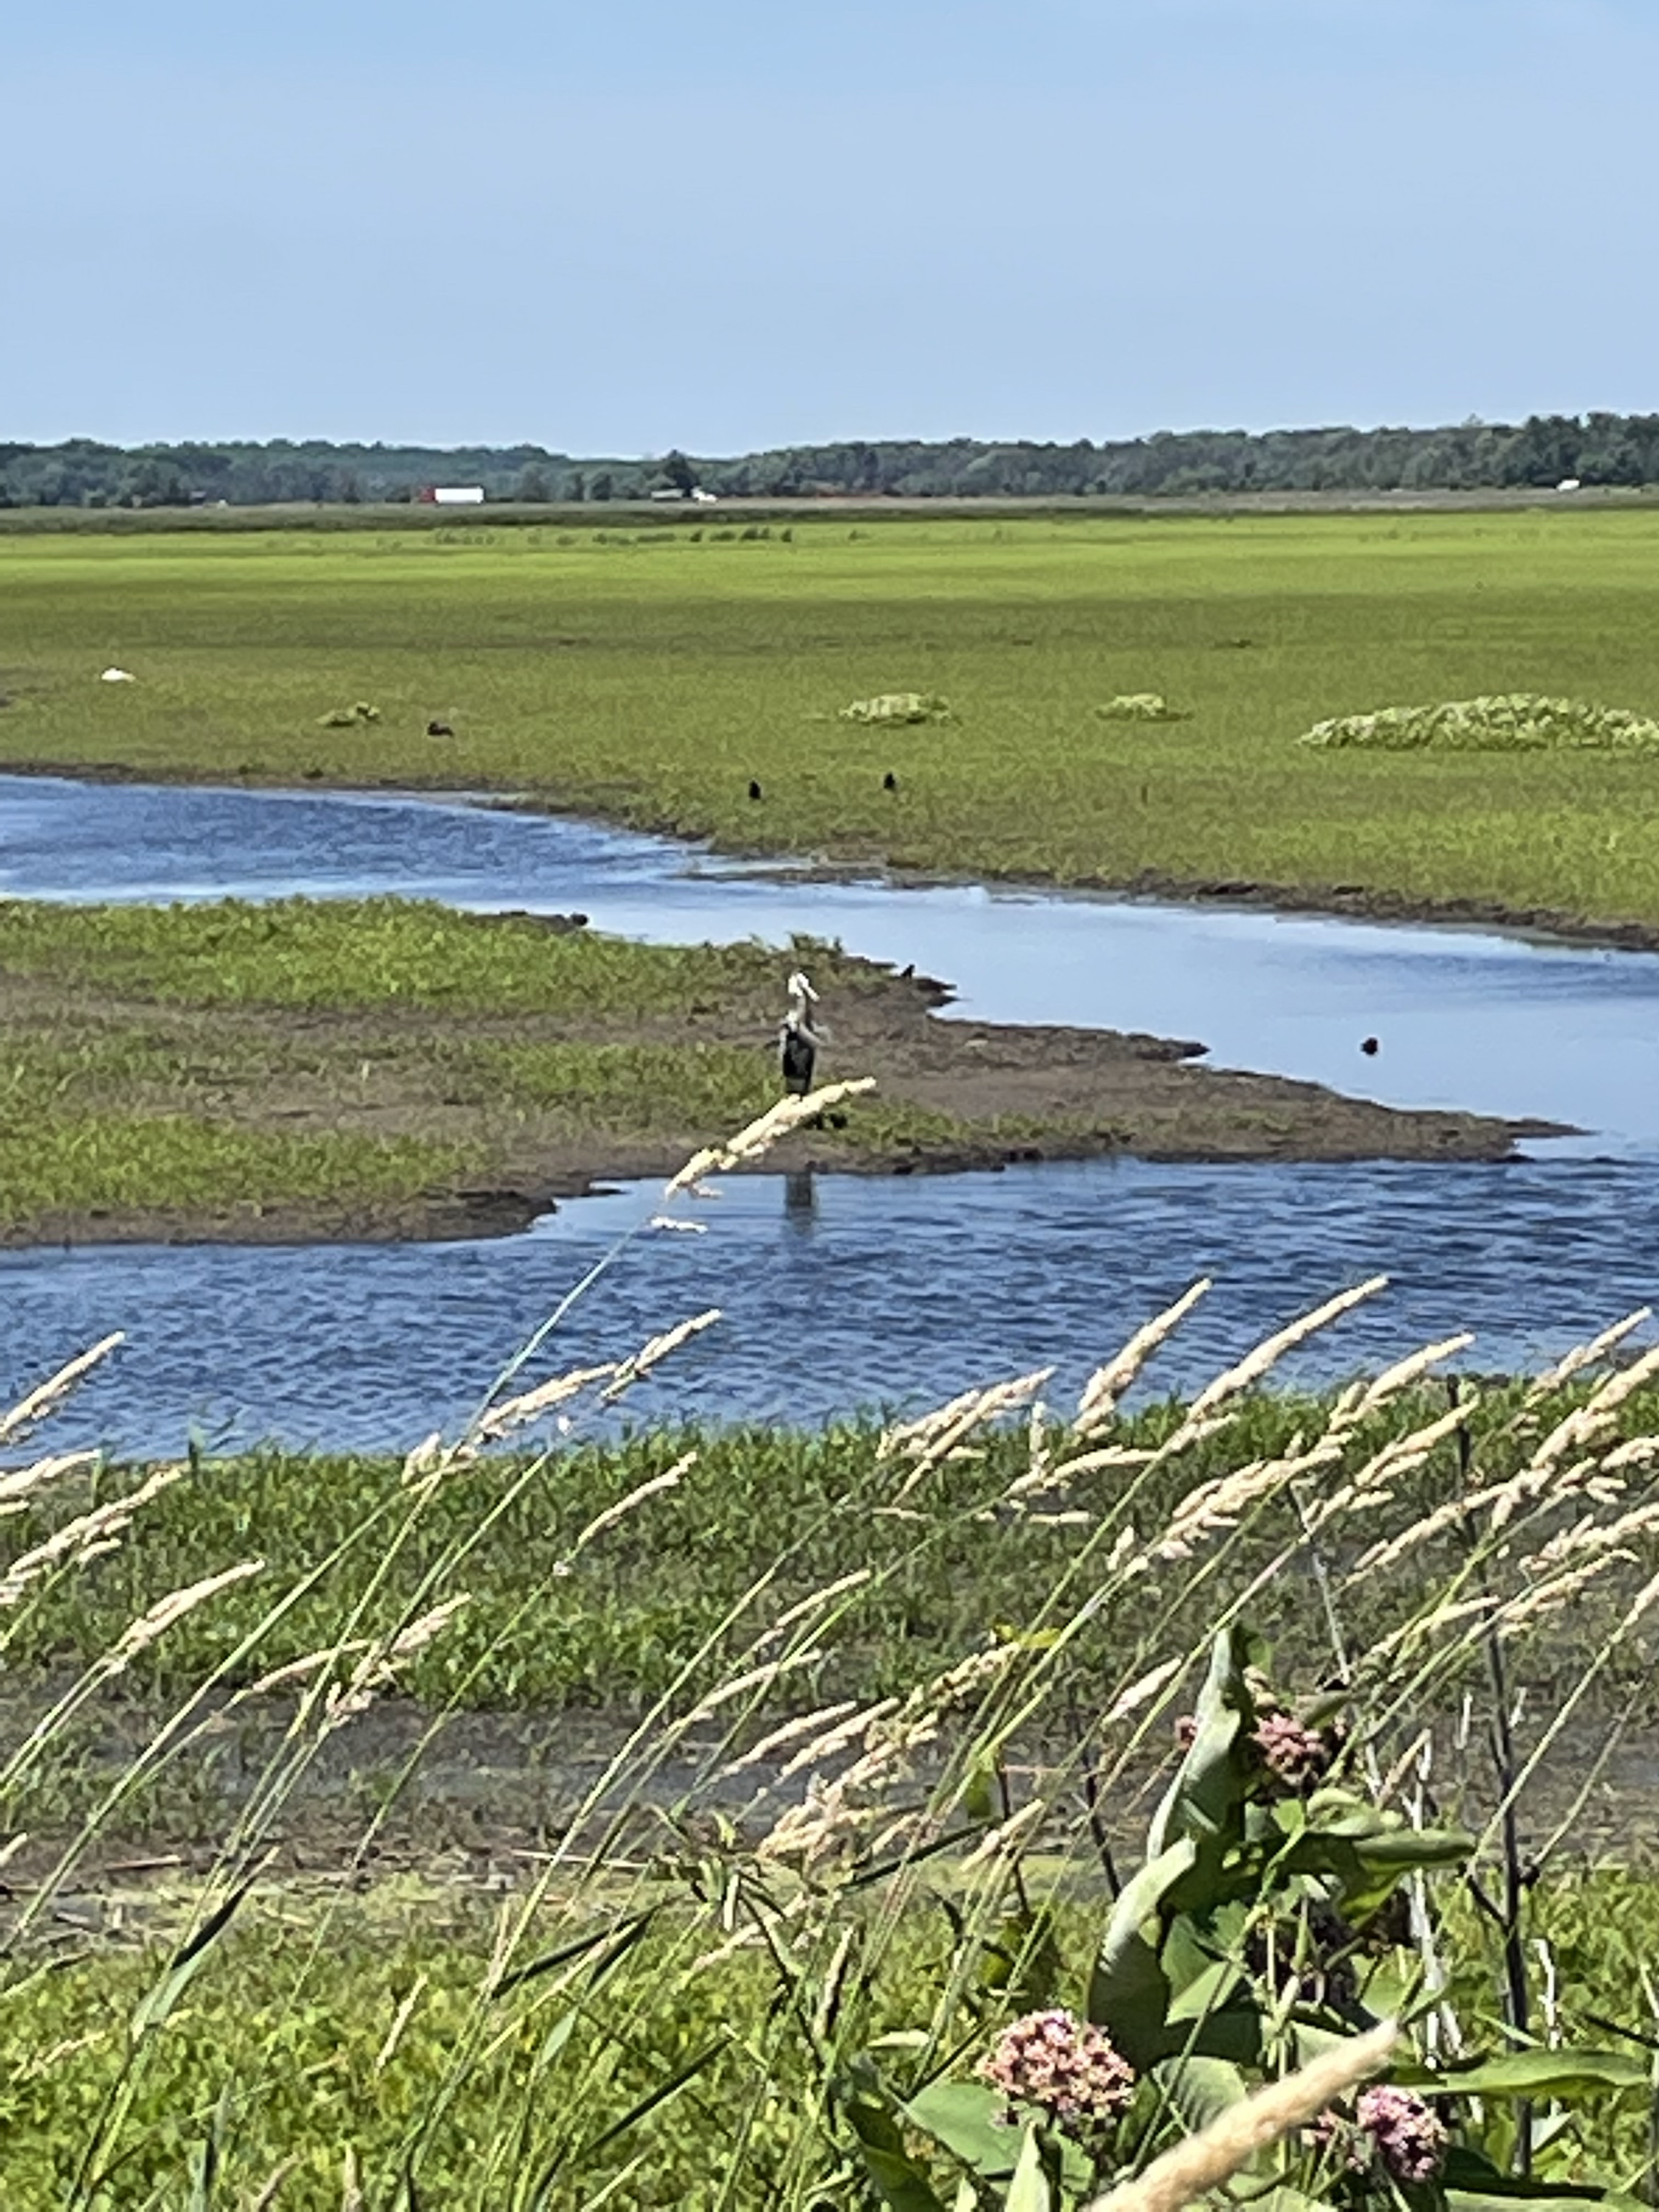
left=7, top=415, right=1659, bottom=509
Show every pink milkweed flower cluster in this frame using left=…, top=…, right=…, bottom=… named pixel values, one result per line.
left=1355, top=2085, right=1448, bottom=2182
left=1312, top=2084, right=1448, bottom=2185
left=1171, top=1707, right=1340, bottom=1792
left=981, top=2008, right=1136, bottom=2146
left=1252, top=1710, right=1338, bottom=1791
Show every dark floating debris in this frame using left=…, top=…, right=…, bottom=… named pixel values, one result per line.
left=1361, top=1036, right=1380, bottom=1057
left=748, top=778, right=763, bottom=801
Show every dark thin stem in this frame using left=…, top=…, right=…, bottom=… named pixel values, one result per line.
left=994, top=1758, right=1035, bottom=1921
left=1067, top=1692, right=1121, bottom=1897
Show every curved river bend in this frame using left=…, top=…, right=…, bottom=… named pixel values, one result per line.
left=5, top=774, right=1659, bottom=1453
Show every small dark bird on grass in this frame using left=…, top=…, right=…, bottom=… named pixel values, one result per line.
left=748, top=778, right=763, bottom=801
left=883, top=770, right=898, bottom=791
left=426, top=718, right=454, bottom=737
left=1361, top=1036, right=1380, bottom=1056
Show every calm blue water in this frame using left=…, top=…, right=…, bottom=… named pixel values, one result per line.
left=4, top=774, right=1658, bottom=1453
left=4, top=1157, right=1656, bottom=1457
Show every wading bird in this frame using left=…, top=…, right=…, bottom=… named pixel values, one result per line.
left=779, top=970, right=821, bottom=1094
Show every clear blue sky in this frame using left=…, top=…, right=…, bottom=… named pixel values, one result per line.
left=7, top=0, right=1656, bottom=454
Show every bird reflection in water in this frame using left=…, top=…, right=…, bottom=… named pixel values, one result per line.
left=783, top=1169, right=819, bottom=1230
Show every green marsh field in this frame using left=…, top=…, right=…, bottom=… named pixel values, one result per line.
left=7, top=508, right=1659, bottom=930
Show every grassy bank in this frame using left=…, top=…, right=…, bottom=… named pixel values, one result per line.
left=8, top=512, right=1659, bottom=930
left=4, top=1870, right=1654, bottom=2209
left=0, top=900, right=989, bottom=1240
left=16, top=1381, right=1659, bottom=1725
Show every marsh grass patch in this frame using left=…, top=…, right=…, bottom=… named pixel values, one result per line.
left=1094, top=692, right=1188, bottom=722
left=1300, top=693, right=1659, bottom=754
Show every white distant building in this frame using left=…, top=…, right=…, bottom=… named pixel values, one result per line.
left=424, top=486, right=486, bottom=506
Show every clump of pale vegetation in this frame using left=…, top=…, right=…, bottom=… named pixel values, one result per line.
left=317, top=697, right=381, bottom=728
left=1300, top=693, right=1659, bottom=753
left=1095, top=693, right=1188, bottom=722
left=8, top=1082, right=1659, bottom=2203
left=839, top=691, right=951, bottom=724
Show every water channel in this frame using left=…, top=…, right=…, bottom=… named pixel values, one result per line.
left=5, top=772, right=1659, bottom=1454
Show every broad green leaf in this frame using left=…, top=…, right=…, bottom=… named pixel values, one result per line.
left=1163, top=1952, right=1263, bottom=2064
left=1356, top=1955, right=1427, bottom=2027
left=1088, top=1838, right=1196, bottom=2066
left=983, top=1903, right=1063, bottom=2011
left=1444, top=2146, right=1645, bottom=2210
left=1004, top=2126, right=1052, bottom=2212
left=1189, top=2003, right=1266, bottom=2066
left=1342, top=1829, right=1475, bottom=1868
left=1161, top=1915, right=1221, bottom=2004
left=1447, top=2193, right=1634, bottom=2212
left=855, top=2138, right=951, bottom=2212
left=1397, top=2050, right=1648, bottom=2101
left=1154, top=2055, right=1249, bottom=2135
left=1254, top=2191, right=1339, bottom=2212
left=1276, top=1819, right=1472, bottom=1922
left=903, top=2083, right=1089, bottom=2197
left=1167, top=1954, right=1244, bottom=2025
left=1148, top=1630, right=1252, bottom=1912
left=905, top=2081, right=1022, bottom=2181
left=962, top=1757, right=1000, bottom=1825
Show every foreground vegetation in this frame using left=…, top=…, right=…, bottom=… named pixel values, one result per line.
left=8, top=512, right=1659, bottom=933
left=9, top=1218, right=1659, bottom=2208
left=3, top=1870, right=1655, bottom=2209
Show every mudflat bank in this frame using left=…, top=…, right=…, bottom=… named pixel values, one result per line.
left=0, top=904, right=1556, bottom=1250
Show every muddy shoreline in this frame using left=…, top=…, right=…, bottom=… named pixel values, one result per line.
left=11, top=1686, right=1659, bottom=1903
